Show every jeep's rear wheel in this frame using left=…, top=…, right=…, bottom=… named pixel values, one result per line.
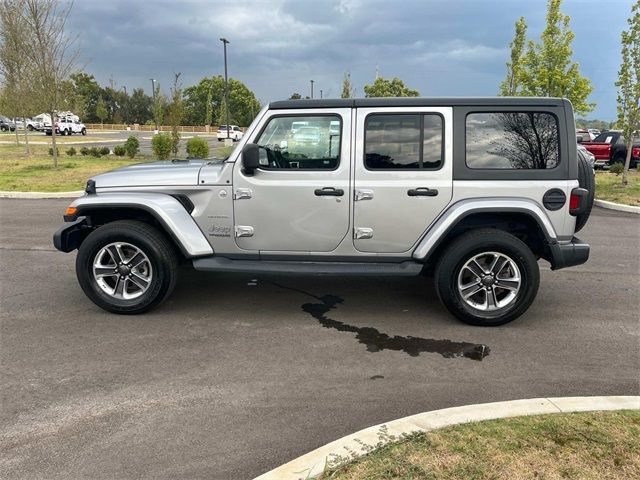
left=435, top=229, right=539, bottom=326
left=76, top=220, right=178, bottom=314
left=575, top=151, right=595, bottom=233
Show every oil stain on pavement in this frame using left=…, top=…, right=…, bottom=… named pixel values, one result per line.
left=270, top=281, right=490, bottom=361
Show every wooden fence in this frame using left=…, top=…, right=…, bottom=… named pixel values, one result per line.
left=84, top=123, right=218, bottom=133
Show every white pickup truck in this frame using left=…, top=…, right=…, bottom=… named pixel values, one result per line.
left=45, top=117, right=87, bottom=136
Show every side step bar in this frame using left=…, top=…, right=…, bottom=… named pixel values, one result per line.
left=192, top=257, right=423, bottom=276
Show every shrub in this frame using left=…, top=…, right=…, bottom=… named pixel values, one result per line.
left=89, top=147, right=101, bottom=157
left=114, top=145, right=126, bottom=156
left=124, top=136, right=139, bottom=158
left=80, top=146, right=90, bottom=156
left=610, top=162, right=624, bottom=175
left=151, top=133, right=172, bottom=160
left=66, top=147, right=77, bottom=156
left=100, top=146, right=110, bottom=156
left=48, top=147, right=59, bottom=156
left=186, top=136, right=209, bottom=158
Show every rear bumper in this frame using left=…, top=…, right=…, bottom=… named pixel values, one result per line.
left=549, top=237, right=590, bottom=270
left=53, top=216, right=90, bottom=252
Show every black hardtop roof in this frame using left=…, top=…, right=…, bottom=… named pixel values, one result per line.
left=269, top=97, right=568, bottom=110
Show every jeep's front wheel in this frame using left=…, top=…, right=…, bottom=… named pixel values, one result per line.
left=76, top=220, right=178, bottom=314
left=434, top=229, right=539, bottom=326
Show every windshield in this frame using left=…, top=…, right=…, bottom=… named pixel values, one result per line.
left=593, top=132, right=617, bottom=143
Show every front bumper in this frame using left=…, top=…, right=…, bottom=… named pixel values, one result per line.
left=549, top=237, right=590, bottom=270
left=53, top=216, right=90, bottom=252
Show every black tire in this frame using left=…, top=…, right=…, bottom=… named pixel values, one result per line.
left=81, top=128, right=86, bottom=136
left=76, top=220, right=178, bottom=314
left=575, top=153, right=595, bottom=233
left=0, top=125, right=6, bottom=132
left=434, top=229, right=540, bottom=326
left=28, top=125, right=34, bottom=131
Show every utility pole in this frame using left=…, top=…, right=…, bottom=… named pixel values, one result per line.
left=150, top=78, right=157, bottom=131
left=320, top=89, right=323, bottom=99
left=310, top=79, right=314, bottom=99
left=220, top=37, right=230, bottom=139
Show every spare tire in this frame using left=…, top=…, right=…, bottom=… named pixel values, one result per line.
left=575, top=152, right=595, bottom=233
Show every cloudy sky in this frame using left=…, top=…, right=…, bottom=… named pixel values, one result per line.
left=68, top=0, right=632, bottom=120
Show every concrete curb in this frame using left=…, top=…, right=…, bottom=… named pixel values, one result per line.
left=254, top=396, right=640, bottom=480
left=594, top=198, right=640, bottom=214
left=0, top=190, right=83, bottom=199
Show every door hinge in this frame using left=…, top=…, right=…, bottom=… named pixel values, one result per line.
left=234, top=225, right=254, bottom=238
left=354, top=227, right=374, bottom=239
left=234, top=188, right=252, bottom=200
left=354, top=189, right=374, bottom=201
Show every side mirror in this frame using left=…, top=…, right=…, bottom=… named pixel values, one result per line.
left=242, top=143, right=260, bottom=175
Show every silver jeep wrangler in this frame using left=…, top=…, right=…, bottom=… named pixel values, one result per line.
left=54, top=98, right=593, bottom=326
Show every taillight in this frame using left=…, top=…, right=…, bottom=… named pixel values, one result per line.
left=633, top=147, right=640, bottom=158
left=569, top=188, right=588, bottom=216
left=569, top=193, right=581, bottom=210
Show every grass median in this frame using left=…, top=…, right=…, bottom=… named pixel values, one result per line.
left=0, top=145, right=144, bottom=192
left=320, top=410, right=640, bottom=479
left=595, top=169, right=640, bottom=206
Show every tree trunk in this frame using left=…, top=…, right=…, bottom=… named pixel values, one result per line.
left=51, top=111, right=58, bottom=168
left=14, top=121, right=20, bottom=145
left=621, top=138, right=633, bottom=185
left=22, top=115, right=30, bottom=155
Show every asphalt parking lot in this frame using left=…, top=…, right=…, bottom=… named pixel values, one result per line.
left=0, top=202, right=638, bottom=480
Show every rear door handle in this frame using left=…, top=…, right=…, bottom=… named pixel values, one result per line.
left=407, top=188, right=438, bottom=197
left=315, top=187, right=344, bottom=197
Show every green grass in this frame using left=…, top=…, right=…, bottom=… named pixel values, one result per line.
left=320, top=410, right=640, bottom=480
left=0, top=144, right=145, bottom=192
left=595, top=169, right=640, bottom=206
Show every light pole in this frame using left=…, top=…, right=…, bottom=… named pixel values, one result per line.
left=310, top=80, right=314, bottom=99
left=220, top=37, right=230, bottom=140
left=150, top=78, right=157, bottom=131
left=320, top=89, right=323, bottom=99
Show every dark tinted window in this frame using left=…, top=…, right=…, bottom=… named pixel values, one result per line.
left=365, top=114, right=443, bottom=169
left=466, top=112, right=559, bottom=169
left=256, top=115, right=341, bottom=169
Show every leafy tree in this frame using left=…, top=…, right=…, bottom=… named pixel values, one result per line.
left=616, top=0, right=640, bottom=185
left=341, top=72, right=354, bottom=99
left=186, top=136, right=209, bottom=158
left=499, top=17, right=527, bottom=95
left=124, top=135, right=139, bottom=158
left=68, top=71, right=101, bottom=121
left=95, top=96, right=108, bottom=124
left=519, top=0, right=594, bottom=115
left=363, top=76, right=419, bottom=97
left=128, top=88, right=152, bottom=125
left=289, top=92, right=302, bottom=99
left=182, top=76, right=260, bottom=126
left=167, top=73, right=184, bottom=157
left=22, top=0, right=79, bottom=167
left=205, top=85, right=213, bottom=126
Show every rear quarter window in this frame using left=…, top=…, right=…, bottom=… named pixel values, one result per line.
left=466, top=112, right=560, bottom=169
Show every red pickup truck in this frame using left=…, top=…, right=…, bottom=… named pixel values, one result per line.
left=581, top=131, right=640, bottom=169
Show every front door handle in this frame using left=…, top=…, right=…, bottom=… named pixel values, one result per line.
left=315, top=187, right=344, bottom=197
left=408, top=188, right=438, bottom=197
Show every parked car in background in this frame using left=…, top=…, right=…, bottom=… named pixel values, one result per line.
left=581, top=130, right=640, bottom=169
left=576, top=129, right=595, bottom=142
left=26, top=117, right=42, bottom=131
left=44, top=116, right=87, bottom=136
left=0, top=115, right=16, bottom=132
left=577, top=144, right=595, bottom=169
left=217, top=125, right=243, bottom=141
left=588, top=128, right=600, bottom=137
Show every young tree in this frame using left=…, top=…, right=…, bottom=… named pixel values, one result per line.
left=363, top=76, right=419, bottom=97
left=95, top=96, right=107, bottom=125
left=289, top=92, right=302, bottom=99
left=152, top=81, right=166, bottom=129
left=0, top=0, right=33, bottom=153
left=205, top=84, right=213, bottom=126
left=616, top=0, right=640, bottom=186
left=499, top=17, right=527, bottom=96
left=22, top=0, right=78, bottom=168
left=167, top=73, right=184, bottom=157
left=341, top=72, right=354, bottom=99
left=519, top=0, right=594, bottom=115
